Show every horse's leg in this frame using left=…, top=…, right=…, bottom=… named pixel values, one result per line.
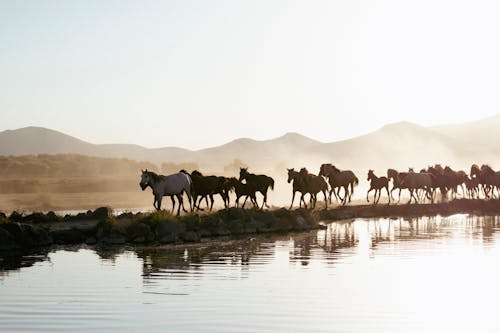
left=390, top=185, right=396, bottom=201
left=336, top=187, right=343, bottom=202
left=175, top=194, right=182, bottom=216
left=262, top=190, right=269, bottom=209
left=195, top=196, right=203, bottom=211
left=242, top=195, right=249, bottom=208
left=386, top=186, right=390, bottom=204
left=290, top=190, right=296, bottom=209
left=323, top=190, right=328, bottom=210
left=300, top=193, right=308, bottom=209
left=366, top=187, right=372, bottom=203
left=407, top=189, right=413, bottom=204
left=157, top=196, right=163, bottom=210
left=170, top=196, right=176, bottom=214
left=209, top=194, right=215, bottom=211
left=342, top=186, right=349, bottom=205
left=252, top=194, right=258, bottom=208
left=187, top=191, right=193, bottom=212
left=179, top=193, right=188, bottom=213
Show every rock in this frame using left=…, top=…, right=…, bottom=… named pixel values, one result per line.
left=0, top=223, right=52, bottom=248
left=0, top=227, right=19, bottom=250
left=9, top=211, right=23, bottom=222
left=101, top=232, right=126, bottom=245
left=91, top=207, right=113, bottom=220
left=224, top=207, right=247, bottom=220
left=243, top=220, right=257, bottom=234
left=216, top=226, right=231, bottom=236
left=183, top=215, right=200, bottom=231
left=181, top=231, right=200, bottom=242
left=295, top=216, right=311, bottom=230
left=155, top=220, right=185, bottom=243
left=85, top=237, right=97, bottom=245
left=51, top=228, right=86, bottom=244
left=0, top=223, right=23, bottom=239
left=27, top=225, right=53, bottom=246
left=126, top=223, right=153, bottom=243
left=23, top=212, right=50, bottom=224
left=158, top=234, right=175, bottom=244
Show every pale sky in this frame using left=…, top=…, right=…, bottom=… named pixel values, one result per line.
left=1, top=0, right=500, bottom=150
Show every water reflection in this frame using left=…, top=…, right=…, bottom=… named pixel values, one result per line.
left=2, top=215, right=500, bottom=333
left=2, top=215, right=500, bottom=277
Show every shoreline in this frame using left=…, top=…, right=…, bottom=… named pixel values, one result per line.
left=1, top=199, right=500, bottom=252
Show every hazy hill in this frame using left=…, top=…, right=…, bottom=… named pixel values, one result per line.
left=2, top=115, right=500, bottom=173
left=314, top=121, right=482, bottom=170
left=432, top=114, right=500, bottom=148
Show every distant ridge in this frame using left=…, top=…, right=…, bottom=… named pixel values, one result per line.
left=2, top=114, right=500, bottom=171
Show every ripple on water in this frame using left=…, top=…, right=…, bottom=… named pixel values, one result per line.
left=2, top=215, right=500, bottom=332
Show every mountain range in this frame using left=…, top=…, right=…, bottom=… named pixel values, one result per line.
left=2, top=114, right=500, bottom=173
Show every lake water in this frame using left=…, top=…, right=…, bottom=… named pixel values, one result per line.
left=1, top=214, right=500, bottom=332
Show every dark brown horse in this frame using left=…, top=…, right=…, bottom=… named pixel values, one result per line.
left=227, top=177, right=258, bottom=208
left=186, top=170, right=228, bottom=211
left=287, top=168, right=309, bottom=209
left=366, top=170, right=390, bottom=204
left=299, top=168, right=328, bottom=210
left=387, top=168, right=408, bottom=202
left=319, top=163, right=358, bottom=205
left=239, top=168, right=274, bottom=209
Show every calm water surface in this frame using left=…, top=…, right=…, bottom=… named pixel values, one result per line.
left=1, top=215, right=500, bottom=332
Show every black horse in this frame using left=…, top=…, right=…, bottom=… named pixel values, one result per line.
left=184, top=170, right=227, bottom=211
left=227, top=177, right=258, bottom=208
left=239, top=168, right=274, bottom=209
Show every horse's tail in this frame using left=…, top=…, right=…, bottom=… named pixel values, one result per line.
left=353, top=176, right=359, bottom=186
left=269, top=177, right=275, bottom=190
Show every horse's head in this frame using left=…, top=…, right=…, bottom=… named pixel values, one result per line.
left=287, top=168, right=295, bottom=183
left=319, top=164, right=327, bottom=177
left=299, top=167, right=308, bottom=175
left=140, top=169, right=151, bottom=190
left=470, top=164, right=480, bottom=177
left=191, top=170, right=203, bottom=177
left=408, top=167, right=415, bottom=173
left=239, top=167, right=248, bottom=181
left=367, top=169, right=374, bottom=181
left=387, top=168, right=397, bottom=179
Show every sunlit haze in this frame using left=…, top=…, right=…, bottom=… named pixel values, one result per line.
left=1, top=0, right=500, bottom=149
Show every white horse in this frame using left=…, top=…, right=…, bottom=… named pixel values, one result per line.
left=139, top=169, right=193, bottom=215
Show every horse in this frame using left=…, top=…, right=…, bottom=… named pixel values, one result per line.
left=399, top=170, right=435, bottom=204
left=478, top=165, right=500, bottom=198
left=287, top=168, right=309, bottom=209
left=387, top=168, right=409, bottom=202
left=426, top=165, right=450, bottom=201
left=227, top=177, right=258, bottom=208
left=319, top=163, right=358, bottom=205
left=139, top=169, right=193, bottom=215
left=299, top=167, right=328, bottom=209
left=443, top=166, right=467, bottom=199
left=366, top=170, right=390, bottom=204
left=239, top=168, right=274, bottom=209
left=188, top=170, right=227, bottom=211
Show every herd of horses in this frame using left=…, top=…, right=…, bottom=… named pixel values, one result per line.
left=139, top=163, right=500, bottom=215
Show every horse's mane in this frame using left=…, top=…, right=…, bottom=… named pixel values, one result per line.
left=192, top=170, right=203, bottom=177
left=145, top=170, right=162, bottom=182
